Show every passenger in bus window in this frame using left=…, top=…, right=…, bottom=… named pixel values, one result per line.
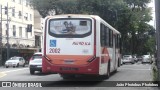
left=63, top=21, right=76, bottom=34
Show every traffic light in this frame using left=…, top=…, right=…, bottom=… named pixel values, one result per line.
left=27, top=24, right=32, bottom=32
left=4, top=6, right=8, bottom=14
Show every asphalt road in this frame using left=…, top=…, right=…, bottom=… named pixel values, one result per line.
left=0, top=62, right=159, bottom=90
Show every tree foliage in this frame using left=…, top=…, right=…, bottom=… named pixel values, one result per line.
left=30, top=0, right=155, bottom=55
left=30, top=0, right=58, bottom=18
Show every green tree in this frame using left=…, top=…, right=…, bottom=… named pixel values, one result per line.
left=115, top=0, right=153, bottom=55
left=30, top=0, right=155, bottom=55
left=30, top=0, right=62, bottom=18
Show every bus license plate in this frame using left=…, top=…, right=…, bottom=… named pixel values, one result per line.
left=60, top=67, right=78, bottom=71
left=64, top=60, right=74, bottom=64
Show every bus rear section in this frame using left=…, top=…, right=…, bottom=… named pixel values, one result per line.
left=42, top=15, right=99, bottom=76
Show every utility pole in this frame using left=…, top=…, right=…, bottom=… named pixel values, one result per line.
left=155, top=0, right=160, bottom=81
left=0, top=3, right=14, bottom=64
left=0, top=5, right=2, bottom=66
left=6, top=3, right=10, bottom=60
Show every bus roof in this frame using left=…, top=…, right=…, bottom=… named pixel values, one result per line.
left=92, top=15, right=120, bottom=34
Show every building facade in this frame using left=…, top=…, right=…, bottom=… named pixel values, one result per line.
left=0, top=0, right=38, bottom=65
left=34, top=10, right=43, bottom=52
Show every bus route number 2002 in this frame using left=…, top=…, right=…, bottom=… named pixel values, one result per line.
left=49, top=48, right=61, bottom=53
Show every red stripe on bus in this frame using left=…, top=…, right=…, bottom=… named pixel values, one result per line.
left=44, top=18, right=49, bottom=56
left=46, top=55, right=94, bottom=65
left=101, top=47, right=110, bottom=64
left=42, top=56, right=100, bottom=75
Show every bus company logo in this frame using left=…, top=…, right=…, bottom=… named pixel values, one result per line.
left=2, top=82, right=12, bottom=87
left=50, top=40, right=56, bottom=47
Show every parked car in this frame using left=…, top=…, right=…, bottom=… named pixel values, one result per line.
left=29, top=52, right=42, bottom=74
left=142, top=55, right=152, bottom=64
left=137, top=56, right=142, bottom=61
left=122, top=55, right=134, bottom=64
left=5, top=56, right=26, bottom=68
left=133, top=55, right=138, bottom=62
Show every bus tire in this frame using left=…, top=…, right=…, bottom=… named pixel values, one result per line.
left=118, top=59, right=120, bottom=67
left=5, top=66, right=9, bottom=68
left=16, top=63, right=19, bottom=67
left=106, top=61, right=110, bottom=79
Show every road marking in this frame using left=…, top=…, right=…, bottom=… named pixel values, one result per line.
left=2, top=68, right=28, bottom=73
left=0, top=68, right=28, bottom=78
left=0, top=72, right=7, bottom=78
left=119, top=68, right=151, bottom=71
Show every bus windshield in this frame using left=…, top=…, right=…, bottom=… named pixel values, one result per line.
left=48, top=19, right=92, bottom=37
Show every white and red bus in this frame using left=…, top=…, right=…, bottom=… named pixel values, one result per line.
left=42, top=14, right=121, bottom=79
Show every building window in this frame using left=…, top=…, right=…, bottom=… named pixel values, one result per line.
left=25, top=28, right=28, bottom=38
left=5, top=24, right=8, bottom=35
left=19, top=0, right=22, bottom=4
left=19, top=27, right=22, bottom=38
left=30, top=14, right=32, bottom=21
left=4, top=6, right=7, bottom=15
left=29, top=1, right=32, bottom=7
left=31, top=30, right=32, bottom=36
left=19, top=11, right=22, bottom=19
left=35, top=35, right=41, bottom=47
left=12, top=8, right=15, bottom=17
left=13, top=25, right=16, bottom=37
left=24, top=13, right=28, bottom=20
left=25, top=0, right=29, bottom=7
left=5, top=30, right=7, bottom=36
left=5, top=24, right=7, bottom=28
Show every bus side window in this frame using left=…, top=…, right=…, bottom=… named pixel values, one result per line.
left=109, top=29, right=113, bottom=47
left=116, top=34, right=120, bottom=48
left=117, top=35, right=119, bottom=48
left=111, top=30, right=113, bottom=47
left=106, top=27, right=109, bottom=47
left=100, top=23, right=106, bottom=47
left=115, top=34, right=117, bottom=48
